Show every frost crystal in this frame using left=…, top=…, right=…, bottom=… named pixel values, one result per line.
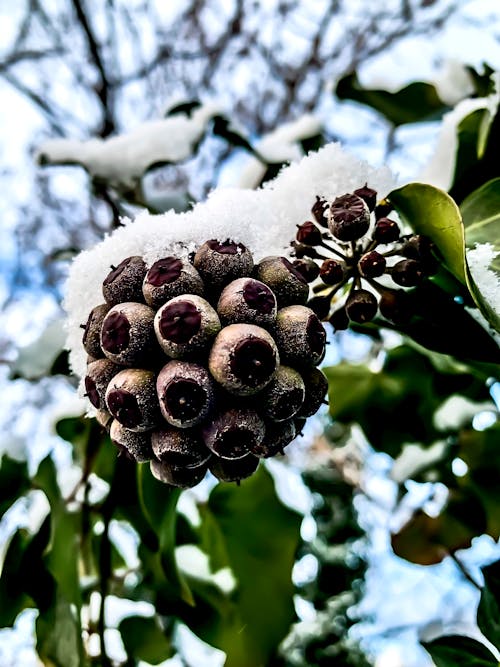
left=64, top=142, right=395, bottom=381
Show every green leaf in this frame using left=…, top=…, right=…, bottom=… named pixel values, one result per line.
left=0, top=456, right=30, bottom=521
left=182, top=466, right=302, bottom=667
left=137, top=465, right=193, bottom=605
left=478, top=559, right=500, bottom=648
left=119, top=615, right=174, bottom=664
left=422, top=635, right=498, bottom=666
left=388, top=182, right=500, bottom=336
left=324, top=345, right=490, bottom=456
left=335, top=72, right=448, bottom=126
left=36, top=594, right=85, bottom=667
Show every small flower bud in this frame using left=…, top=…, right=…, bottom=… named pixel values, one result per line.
left=154, top=294, right=221, bottom=358
left=208, top=323, right=279, bottom=396
left=102, top=256, right=147, bottom=305
left=142, top=256, right=204, bottom=309
left=311, top=196, right=329, bottom=227
left=328, top=194, right=370, bottom=242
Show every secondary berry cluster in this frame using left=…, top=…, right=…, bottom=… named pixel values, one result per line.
left=81, top=240, right=328, bottom=488
left=290, top=185, right=437, bottom=329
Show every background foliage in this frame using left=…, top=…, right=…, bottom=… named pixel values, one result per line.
left=1, top=2, right=500, bottom=666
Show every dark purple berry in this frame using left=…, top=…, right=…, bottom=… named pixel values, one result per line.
left=296, top=367, right=329, bottom=417
left=254, top=256, right=309, bottom=307
left=261, top=365, right=305, bottom=422
left=208, top=323, right=279, bottom=396
left=105, top=369, right=160, bottom=432
left=379, top=289, right=412, bottom=324
left=391, top=259, right=425, bottom=287
left=156, top=360, right=215, bottom=428
left=319, top=259, right=345, bottom=285
left=109, top=420, right=153, bottom=462
left=202, top=407, right=265, bottom=460
left=345, top=289, right=378, bottom=323
left=151, top=427, right=211, bottom=468
left=311, top=196, right=328, bottom=227
left=329, top=194, right=370, bottom=242
left=251, top=420, right=296, bottom=458
left=102, top=256, right=147, bottom=305
left=328, top=306, right=349, bottom=331
left=154, top=294, right=221, bottom=358
left=142, top=256, right=204, bottom=308
left=292, top=259, right=320, bottom=283
left=217, top=277, right=277, bottom=327
left=307, top=295, right=331, bottom=320
left=273, top=305, right=326, bottom=368
left=81, top=303, right=111, bottom=358
left=193, top=239, right=254, bottom=290
left=373, top=217, right=400, bottom=243
left=359, top=251, right=386, bottom=278
left=209, top=453, right=260, bottom=483
left=84, top=358, right=120, bottom=410
left=354, top=184, right=377, bottom=211
left=296, top=221, right=323, bottom=246
left=150, top=458, right=209, bottom=488
left=100, top=303, right=157, bottom=366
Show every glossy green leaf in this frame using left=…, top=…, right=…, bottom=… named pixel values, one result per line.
left=336, top=72, right=448, bottom=126
left=0, top=530, right=33, bottom=627
left=0, top=456, right=30, bottom=521
left=182, top=466, right=301, bottom=667
left=324, top=345, right=490, bottom=456
left=422, top=635, right=498, bottom=666
left=478, top=559, right=500, bottom=648
left=119, top=615, right=174, bottom=664
left=388, top=182, right=500, bottom=335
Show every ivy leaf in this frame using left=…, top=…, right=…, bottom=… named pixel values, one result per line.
left=422, top=635, right=498, bottom=666
left=388, top=182, right=500, bottom=335
left=0, top=456, right=30, bottom=521
left=478, top=559, right=500, bottom=648
left=119, top=615, right=174, bottom=664
left=182, top=466, right=301, bottom=667
left=335, top=72, right=448, bottom=126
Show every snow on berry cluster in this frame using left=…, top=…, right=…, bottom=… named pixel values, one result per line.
left=81, top=240, right=329, bottom=487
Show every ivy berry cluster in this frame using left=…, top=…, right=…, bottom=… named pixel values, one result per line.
left=81, top=239, right=329, bottom=488
left=291, top=185, right=437, bottom=329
